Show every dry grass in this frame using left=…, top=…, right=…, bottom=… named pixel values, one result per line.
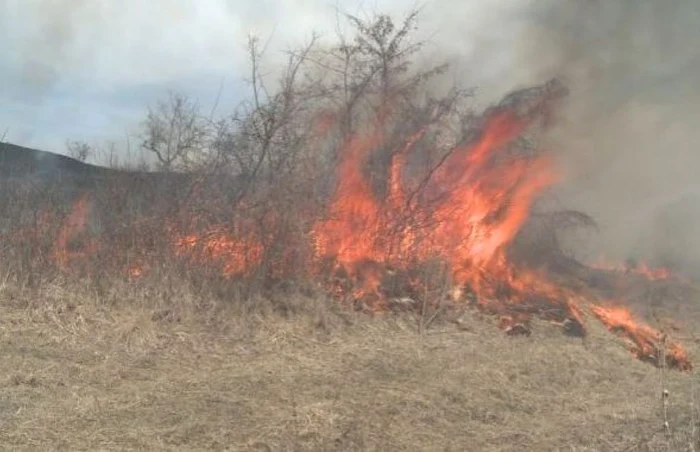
left=0, top=277, right=699, bottom=451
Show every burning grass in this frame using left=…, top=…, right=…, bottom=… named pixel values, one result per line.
left=0, top=80, right=693, bottom=373
left=3, top=10, right=698, bottom=446
left=591, top=256, right=680, bottom=281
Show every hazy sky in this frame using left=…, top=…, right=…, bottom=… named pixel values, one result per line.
left=0, top=0, right=531, bottom=158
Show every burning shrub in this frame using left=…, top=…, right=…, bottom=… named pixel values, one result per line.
left=0, top=10, right=692, bottom=372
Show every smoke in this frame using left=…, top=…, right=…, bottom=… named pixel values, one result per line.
left=511, top=0, right=700, bottom=268
left=2, top=0, right=255, bottom=89
left=415, top=0, right=700, bottom=270
left=5, top=0, right=700, bottom=269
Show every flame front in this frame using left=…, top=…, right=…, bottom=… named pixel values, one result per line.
left=11, top=98, right=691, bottom=371
left=591, top=257, right=677, bottom=281
left=591, top=304, right=691, bottom=371
left=310, top=107, right=689, bottom=369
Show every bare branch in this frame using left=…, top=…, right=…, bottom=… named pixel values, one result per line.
left=141, top=91, right=207, bottom=172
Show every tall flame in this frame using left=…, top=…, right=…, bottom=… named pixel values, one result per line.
left=52, top=194, right=95, bottom=270
left=312, top=111, right=567, bottom=312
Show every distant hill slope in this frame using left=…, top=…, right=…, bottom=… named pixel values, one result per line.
left=0, top=141, right=198, bottom=187
left=0, top=141, right=201, bottom=204
left=0, top=141, right=243, bottom=205
left=0, top=142, right=116, bottom=180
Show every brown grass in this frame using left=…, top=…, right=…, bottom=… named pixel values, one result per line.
left=0, top=276, right=699, bottom=451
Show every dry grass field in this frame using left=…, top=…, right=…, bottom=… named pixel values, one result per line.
left=1, top=277, right=699, bottom=451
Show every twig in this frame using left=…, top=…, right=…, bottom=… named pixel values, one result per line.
left=424, top=303, right=444, bottom=331
left=419, top=280, right=428, bottom=336
left=660, top=333, right=671, bottom=438
left=691, top=365, right=697, bottom=451
left=208, top=76, right=226, bottom=121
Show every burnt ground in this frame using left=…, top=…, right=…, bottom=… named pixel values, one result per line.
left=0, top=277, right=699, bottom=451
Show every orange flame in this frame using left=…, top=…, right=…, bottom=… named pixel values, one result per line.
left=52, top=194, right=96, bottom=270
left=591, top=304, right=691, bottom=370
left=127, top=264, right=145, bottom=278
left=591, top=257, right=676, bottom=281
left=173, top=226, right=264, bottom=278
left=6, top=100, right=691, bottom=371
left=313, top=111, right=564, bottom=309
left=310, top=107, right=689, bottom=369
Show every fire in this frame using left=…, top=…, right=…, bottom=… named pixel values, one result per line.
left=421, top=112, right=558, bottom=292
left=310, top=105, right=689, bottom=370
left=591, top=257, right=676, bottom=281
left=51, top=194, right=96, bottom=270
left=7, top=82, right=692, bottom=371
left=312, top=109, right=579, bottom=321
left=591, top=305, right=691, bottom=371
left=127, top=264, right=144, bottom=278
left=173, top=227, right=263, bottom=278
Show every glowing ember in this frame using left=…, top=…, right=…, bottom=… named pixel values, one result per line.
left=127, top=264, right=145, bottom=278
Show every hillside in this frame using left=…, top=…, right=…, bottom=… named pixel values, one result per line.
left=0, top=142, right=114, bottom=180
left=0, top=142, right=210, bottom=209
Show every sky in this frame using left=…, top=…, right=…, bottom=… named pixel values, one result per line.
left=0, top=0, right=533, bottom=161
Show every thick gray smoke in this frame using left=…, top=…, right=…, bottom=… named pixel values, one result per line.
left=516, top=0, right=700, bottom=269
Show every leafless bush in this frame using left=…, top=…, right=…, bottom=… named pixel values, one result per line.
left=65, top=140, right=92, bottom=163
left=141, top=92, right=208, bottom=172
